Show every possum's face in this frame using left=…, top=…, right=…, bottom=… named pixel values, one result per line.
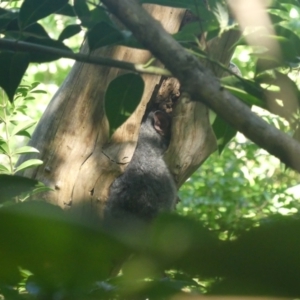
left=139, top=111, right=171, bottom=153
left=152, top=111, right=171, bottom=138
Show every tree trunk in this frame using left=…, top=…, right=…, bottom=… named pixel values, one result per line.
left=18, top=4, right=239, bottom=222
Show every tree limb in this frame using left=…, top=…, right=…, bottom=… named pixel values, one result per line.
left=0, top=38, right=171, bottom=76
left=102, top=0, right=300, bottom=173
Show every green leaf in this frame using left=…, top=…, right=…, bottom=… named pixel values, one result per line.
left=173, top=11, right=220, bottom=43
left=19, top=0, right=69, bottom=28
left=0, top=8, right=11, bottom=15
left=5, top=19, right=50, bottom=40
left=224, top=85, right=262, bottom=107
left=275, top=23, right=300, bottom=58
left=12, top=146, right=39, bottom=155
left=16, top=87, right=29, bottom=95
left=0, top=174, right=39, bottom=202
left=0, top=164, right=10, bottom=173
left=0, top=201, right=128, bottom=287
left=30, top=89, right=47, bottom=94
left=0, top=142, right=9, bottom=155
left=0, top=8, right=17, bottom=31
left=15, top=130, right=31, bottom=138
left=30, top=81, right=40, bottom=89
left=25, top=36, right=72, bottom=62
left=29, top=182, right=53, bottom=196
left=10, top=120, right=36, bottom=136
left=58, top=24, right=82, bottom=42
left=221, top=76, right=265, bottom=107
left=105, top=73, right=144, bottom=137
left=87, top=22, right=124, bottom=51
left=173, top=22, right=203, bottom=44
left=56, top=4, right=76, bottom=17
left=0, top=52, right=29, bottom=102
left=212, top=116, right=237, bottom=154
left=89, top=7, right=114, bottom=26
left=24, top=96, right=35, bottom=101
left=14, top=159, right=43, bottom=173
left=74, top=0, right=91, bottom=26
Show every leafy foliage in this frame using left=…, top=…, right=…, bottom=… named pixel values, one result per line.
left=178, top=136, right=300, bottom=236
left=0, top=198, right=300, bottom=299
left=0, top=83, right=43, bottom=175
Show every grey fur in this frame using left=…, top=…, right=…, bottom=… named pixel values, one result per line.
left=104, top=111, right=177, bottom=231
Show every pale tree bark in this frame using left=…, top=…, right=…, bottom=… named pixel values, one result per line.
left=18, top=4, right=240, bottom=221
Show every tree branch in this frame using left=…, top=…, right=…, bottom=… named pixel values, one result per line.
left=0, top=38, right=171, bottom=76
left=101, top=0, right=300, bottom=173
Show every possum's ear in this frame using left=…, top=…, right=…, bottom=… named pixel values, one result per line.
left=153, top=111, right=171, bottom=136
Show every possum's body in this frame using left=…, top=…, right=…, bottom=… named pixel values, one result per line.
left=104, top=111, right=177, bottom=230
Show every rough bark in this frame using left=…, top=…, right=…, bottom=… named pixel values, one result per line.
left=18, top=3, right=241, bottom=221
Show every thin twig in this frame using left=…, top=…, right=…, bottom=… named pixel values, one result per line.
left=0, top=38, right=172, bottom=76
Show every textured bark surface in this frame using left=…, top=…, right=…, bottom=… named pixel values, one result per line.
left=18, top=4, right=242, bottom=221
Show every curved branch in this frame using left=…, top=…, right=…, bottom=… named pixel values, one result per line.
left=0, top=38, right=171, bottom=76
left=102, top=0, right=300, bottom=173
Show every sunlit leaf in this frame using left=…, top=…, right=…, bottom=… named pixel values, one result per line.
left=0, top=142, right=9, bottom=155
left=12, top=146, right=39, bottom=155
left=0, top=164, right=10, bottom=173
left=30, top=82, right=40, bottom=89
left=15, top=130, right=31, bottom=138
left=10, top=120, right=36, bottom=136
left=14, top=159, right=43, bottom=173
left=30, top=89, right=47, bottom=94
left=224, top=86, right=262, bottom=107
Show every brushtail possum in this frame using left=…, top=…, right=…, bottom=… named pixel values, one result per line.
left=104, top=111, right=177, bottom=231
